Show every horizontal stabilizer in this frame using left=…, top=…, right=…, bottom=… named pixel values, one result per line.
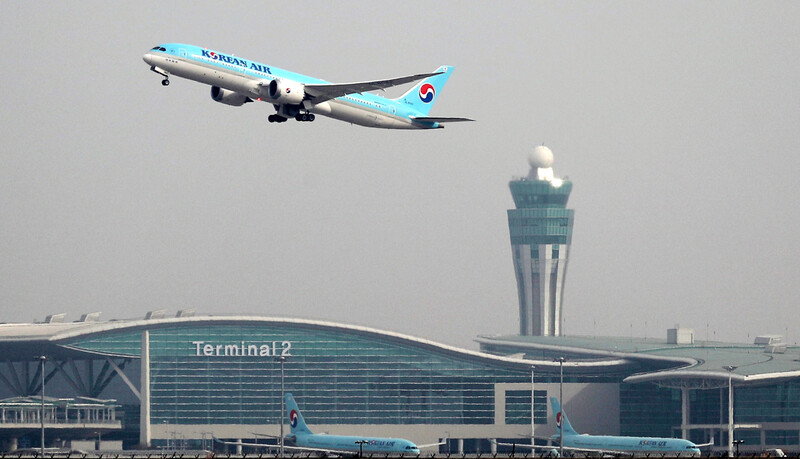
left=411, top=116, right=474, bottom=123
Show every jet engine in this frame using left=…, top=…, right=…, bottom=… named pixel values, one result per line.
left=268, top=79, right=305, bottom=104
left=210, top=86, right=251, bottom=106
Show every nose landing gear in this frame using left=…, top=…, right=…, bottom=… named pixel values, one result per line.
left=150, top=66, right=170, bottom=87
left=294, top=113, right=315, bottom=122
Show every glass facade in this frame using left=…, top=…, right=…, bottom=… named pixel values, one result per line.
left=507, top=209, right=574, bottom=246
left=621, top=381, right=800, bottom=451
left=62, top=321, right=543, bottom=426
left=765, top=430, right=800, bottom=446
left=620, top=383, right=681, bottom=437
left=737, top=381, right=800, bottom=423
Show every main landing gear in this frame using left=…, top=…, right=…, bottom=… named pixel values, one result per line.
left=268, top=113, right=315, bottom=123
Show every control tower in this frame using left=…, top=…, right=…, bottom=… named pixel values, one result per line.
left=508, top=145, right=574, bottom=336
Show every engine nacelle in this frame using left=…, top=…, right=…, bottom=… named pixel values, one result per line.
left=268, top=78, right=305, bottom=105
left=210, top=86, right=251, bottom=106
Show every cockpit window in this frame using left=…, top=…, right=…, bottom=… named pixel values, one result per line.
left=151, top=46, right=166, bottom=51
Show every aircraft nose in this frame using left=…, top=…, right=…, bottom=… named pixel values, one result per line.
left=143, top=53, right=153, bottom=65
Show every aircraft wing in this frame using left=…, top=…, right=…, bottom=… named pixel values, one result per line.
left=215, top=437, right=355, bottom=455
left=249, top=431, right=281, bottom=438
left=304, top=71, right=443, bottom=103
left=416, top=440, right=447, bottom=449
left=212, top=437, right=279, bottom=450
left=557, top=444, right=634, bottom=456
left=491, top=440, right=558, bottom=451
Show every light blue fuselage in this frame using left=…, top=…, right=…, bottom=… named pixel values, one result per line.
left=290, top=433, right=420, bottom=455
left=143, top=43, right=448, bottom=129
left=558, top=433, right=701, bottom=455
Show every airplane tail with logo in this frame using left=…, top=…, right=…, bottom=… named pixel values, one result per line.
left=394, top=65, right=454, bottom=116
left=285, top=393, right=312, bottom=435
left=550, top=397, right=578, bottom=436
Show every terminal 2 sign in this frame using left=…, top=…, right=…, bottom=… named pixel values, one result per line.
left=192, top=341, right=292, bottom=357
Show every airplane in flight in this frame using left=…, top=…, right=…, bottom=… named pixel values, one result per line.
left=495, top=397, right=708, bottom=456
left=214, top=393, right=443, bottom=455
left=142, top=43, right=472, bottom=129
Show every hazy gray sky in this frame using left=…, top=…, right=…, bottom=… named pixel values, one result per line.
left=1, top=1, right=798, bottom=348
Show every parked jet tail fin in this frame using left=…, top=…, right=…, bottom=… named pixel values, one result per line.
left=550, top=397, right=578, bottom=436
left=285, top=393, right=313, bottom=435
left=394, top=65, right=454, bottom=116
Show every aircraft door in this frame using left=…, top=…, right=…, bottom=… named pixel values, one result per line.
left=179, top=48, right=187, bottom=58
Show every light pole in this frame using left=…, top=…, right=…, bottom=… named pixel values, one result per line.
left=275, top=356, right=287, bottom=457
left=39, top=355, right=46, bottom=458
left=530, top=365, right=535, bottom=449
left=554, top=357, right=566, bottom=458
left=723, top=365, right=737, bottom=457
left=355, top=440, right=368, bottom=457
left=733, top=439, right=744, bottom=457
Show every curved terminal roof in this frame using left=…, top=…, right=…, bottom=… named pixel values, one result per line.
left=477, top=334, right=800, bottom=389
left=0, top=315, right=626, bottom=372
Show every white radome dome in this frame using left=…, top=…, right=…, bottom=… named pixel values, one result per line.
left=529, top=145, right=554, bottom=169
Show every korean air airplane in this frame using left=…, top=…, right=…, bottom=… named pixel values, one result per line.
left=548, top=397, right=705, bottom=456
left=142, top=43, right=472, bottom=129
left=283, top=392, right=446, bottom=455
left=494, top=397, right=708, bottom=457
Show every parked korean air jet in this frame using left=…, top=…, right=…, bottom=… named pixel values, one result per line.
left=548, top=397, right=706, bottom=456
left=284, top=392, right=447, bottom=455
left=142, top=44, right=472, bottom=129
left=495, top=397, right=708, bottom=456
left=215, top=393, right=444, bottom=455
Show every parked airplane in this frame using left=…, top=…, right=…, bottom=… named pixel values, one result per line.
left=284, top=392, right=439, bottom=455
left=495, top=397, right=706, bottom=456
left=214, top=393, right=443, bottom=455
left=550, top=397, right=704, bottom=456
left=143, top=43, right=472, bottom=129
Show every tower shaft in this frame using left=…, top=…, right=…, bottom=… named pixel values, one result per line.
left=508, top=179, right=574, bottom=336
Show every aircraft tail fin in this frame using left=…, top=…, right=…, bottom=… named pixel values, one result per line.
left=394, top=65, right=454, bottom=116
left=550, top=397, right=578, bottom=436
left=285, top=393, right=313, bottom=435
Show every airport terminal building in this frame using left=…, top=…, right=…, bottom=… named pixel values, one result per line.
left=0, top=314, right=617, bottom=453
left=0, top=314, right=798, bottom=455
